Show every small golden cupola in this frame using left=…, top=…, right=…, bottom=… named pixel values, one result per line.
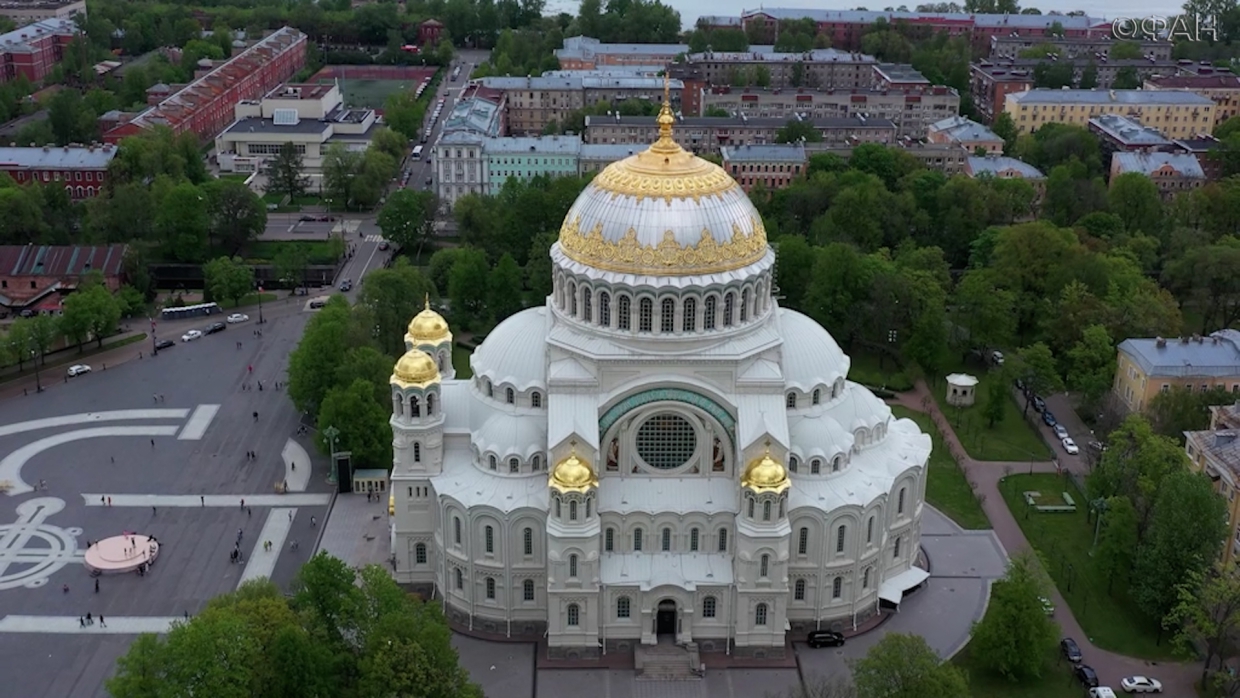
left=407, top=294, right=452, bottom=344
left=549, top=441, right=598, bottom=494
left=742, top=441, right=790, bottom=494
left=390, top=348, right=441, bottom=389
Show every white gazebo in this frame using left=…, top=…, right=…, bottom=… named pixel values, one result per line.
left=945, top=373, right=979, bottom=407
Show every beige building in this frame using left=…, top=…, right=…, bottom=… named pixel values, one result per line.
left=1114, top=330, right=1240, bottom=413
left=1185, top=402, right=1240, bottom=564
left=721, top=143, right=807, bottom=191
left=477, top=75, right=682, bottom=136
left=1003, top=88, right=1216, bottom=138
left=1144, top=73, right=1240, bottom=127
left=700, top=86, right=960, bottom=138
left=215, top=82, right=378, bottom=180
left=0, top=0, right=85, bottom=24
left=927, top=115, right=1004, bottom=154
left=585, top=115, right=895, bottom=156
left=683, top=49, right=880, bottom=89
left=1110, top=152, right=1206, bottom=199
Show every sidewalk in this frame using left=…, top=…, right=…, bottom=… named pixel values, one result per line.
left=890, top=380, right=1197, bottom=693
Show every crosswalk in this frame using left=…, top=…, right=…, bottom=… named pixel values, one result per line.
left=364, top=234, right=386, bottom=243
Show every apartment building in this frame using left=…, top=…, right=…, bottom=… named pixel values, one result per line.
left=1089, top=113, right=1172, bottom=156
left=1111, top=152, right=1206, bottom=198
left=477, top=75, right=682, bottom=135
left=579, top=143, right=642, bottom=174
left=699, top=86, right=960, bottom=138
left=926, top=115, right=1004, bottom=154
left=0, top=0, right=84, bottom=25
left=988, top=35, right=1169, bottom=62
left=1174, top=135, right=1224, bottom=181
left=104, top=27, right=307, bottom=144
left=584, top=114, right=896, bottom=155
left=484, top=135, right=581, bottom=191
left=721, top=143, right=807, bottom=191
left=556, top=35, right=687, bottom=69
left=442, top=84, right=506, bottom=138
left=0, top=17, right=77, bottom=85
left=1186, top=406, right=1240, bottom=564
left=0, top=144, right=115, bottom=199
left=804, top=140, right=968, bottom=174
left=434, top=131, right=486, bottom=208
left=1003, top=89, right=1215, bottom=138
left=682, top=49, right=879, bottom=89
left=1144, top=73, right=1240, bottom=127
left=1114, top=330, right=1240, bottom=412
left=970, top=62, right=1033, bottom=124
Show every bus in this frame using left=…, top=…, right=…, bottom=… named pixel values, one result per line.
left=160, top=302, right=222, bottom=321
left=412, top=145, right=424, bottom=159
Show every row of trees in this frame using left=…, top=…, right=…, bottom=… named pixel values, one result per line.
left=0, top=272, right=136, bottom=374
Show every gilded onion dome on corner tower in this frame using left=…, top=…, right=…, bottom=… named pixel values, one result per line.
left=555, top=77, right=768, bottom=277
left=741, top=441, right=791, bottom=494
left=390, top=348, right=441, bottom=389
left=406, top=294, right=452, bottom=345
left=549, top=441, right=598, bottom=494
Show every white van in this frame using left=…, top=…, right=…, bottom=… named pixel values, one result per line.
left=1088, top=688, right=1117, bottom=698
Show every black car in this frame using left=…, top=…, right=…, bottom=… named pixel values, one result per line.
left=1060, top=637, right=1083, bottom=663
left=154, top=338, right=175, bottom=350
left=1074, top=664, right=1099, bottom=688
left=1032, top=395, right=1046, bottom=413
left=806, top=630, right=845, bottom=648
left=1042, top=410, right=1057, bottom=427
left=204, top=322, right=226, bottom=334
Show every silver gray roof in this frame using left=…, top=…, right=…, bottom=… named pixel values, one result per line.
left=1089, top=114, right=1171, bottom=146
left=967, top=155, right=1044, bottom=178
left=1009, top=88, right=1215, bottom=106
left=721, top=143, right=808, bottom=161
left=929, top=115, right=1001, bottom=142
left=740, top=7, right=1106, bottom=30
left=1112, top=151, right=1205, bottom=178
left=0, top=145, right=117, bottom=169
left=1119, top=330, right=1240, bottom=377
left=0, top=17, right=76, bottom=53
left=483, top=136, right=583, bottom=156
left=580, top=143, right=643, bottom=160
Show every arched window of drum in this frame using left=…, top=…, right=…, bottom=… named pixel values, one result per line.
left=413, top=442, right=421, bottom=462
left=533, top=454, right=541, bottom=471
left=747, top=497, right=755, bottom=518
left=427, top=392, right=435, bottom=415
left=812, top=388, right=821, bottom=405
left=453, top=517, right=462, bottom=545
left=894, top=536, right=901, bottom=558
left=638, top=297, right=653, bottom=332
left=523, top=527, right=534, bottom=556
left=568, top=282, right=577, bottom=316
left=798, top=527, right=809, bottom=555
left=660, top=297, right=675, bottom=333
left=586, top=498, right=591, bottom=518
left=618, top=295, right=631, bottom=330
left=832, top=576, right=842, bottom=599
left=509, top=457, right=519, bottom=473
left=599, top=291, right=611, bottom=326
left=683, top=297, right=697, bottom=332
left=786, top=392, right=796, bottom=409
left=455, top=568, right=463, bottom=589
left=866, top=516, right=874, bottom=545
left=569, top=554, right=578, bottom=578
left=830, top=380, right=839, bottom=399
left=531, top=392, right=542, bottom=408
left=617, top=596, right=631, bottom=618
left=604, top=527, right=615, bottom=551
left=755, top=603, right=768, bottom=626
left=661, top=527, right=672, bottom=551
left=582, top=288, right=592, bottom=322
left=633, top=528, right=643, bottom=551
left=485, top=577, right=495, bottom=599
left=789, top=455, right=799, bottom=473
left=898, top=487, right=907, bottom=515
left=702, top=595, right=717, bottom=618
left=411, top=395, right=421, bottom=418
left=740, top=288, right=749, bottom=322
left=569, top=500, right=578, bottom=521
left=486, top=380, right=493, bottom=398
left=505, top=387, right=514, bottom=404
left=836, top=525, right=846, bottom=553
left=484, top=525, right=494, bottom=553
left=863, top=568, right=871, bottom=589
left=723, top=291, right=735, bottom=327
left=778, top=498, right=785, bottom=519
left=555, top=497, right=561, bottom=518
left=523, top=579, right=535, bottom=601
left=489, top=455, right=497, bottom=470
left=811, top=459, right=821, bottom=475
left=762, top=500, right=771, bottom=521
left=832, top=456, right=841, bottom=473
left=718, top=528, right=728, bottom=552
left=567, top=603, right=580, bottom=626
left=415, top=543, right=427, bottom=564
left=759, top=553, right=769, bottom=577
left=704, top=295, right=717, bottom=330
left=690, top=528, right=700, bottom=551
left=794, top=579, right=806, bottom=600
left=395, top=395, right=404, bottom=417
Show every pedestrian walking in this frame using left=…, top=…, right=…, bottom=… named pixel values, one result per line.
left=288, top=511, right=292, bottom=522
left=99, top=615, right=105, bottom=627
left=152, top=506, right=156, bottom=516
left=110, top=456, right=114, bottom=464
left=310, top=516, right=316, bottom=527
left=248, top=364, right=253, bottom=374
left=78, top=617, right=85, bottom=628
left=107, top=496, right=111, bottom=506
left=247, top=507, right=251, bottom=517
left=240, top=498, right=245, bottom=509
left=150, top=439, right=154, bottom=448
left=253, top=411, right=258, bottom=422
left=100, top=496, right=105, bottom=505
left=63, top=583, right=69, bottom=594
left=94, top=578, right=99, bottom=593
left=200, top=495, right=205, bottom=506
left=86, top=613, right=92, bottom=624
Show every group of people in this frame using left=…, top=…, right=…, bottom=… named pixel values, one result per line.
left=77, top=613, right=105, bottom=628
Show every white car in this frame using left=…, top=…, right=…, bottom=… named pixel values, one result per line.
left=181, top=330, right=203, bottom=342
left=1062, top=437, right=1080, bottom=455
left=1053, top=424, right=1069, bottom=440
left=226, top=313, right=249, bottom=324
left=1120, top=676, right=1162, bottom=693
left=1039, top=596, right=1054, bottom=615
left=66, top=364, right=91, bottom=377
left=1090, top=689, right=1118, bottom=698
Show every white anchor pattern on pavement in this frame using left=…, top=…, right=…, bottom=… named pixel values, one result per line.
left=0, top=497, right=82, bottom=590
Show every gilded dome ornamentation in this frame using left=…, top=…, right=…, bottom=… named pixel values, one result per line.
left=549, top=440, right=598, bottom=494
left=742, top=441, right=790, bottom=494
left=391, top=348, right=440, bottom=389
left=407, top=294, right=452, bottom=343
left=558, top=216, right=768, bottom=276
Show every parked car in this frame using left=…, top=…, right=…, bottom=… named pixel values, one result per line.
left=339, top=279, right=353, bottom=292
left=1061, top=637, right=1083, bottom=663
left=806, top=630, right=845, bottom=648
left=154, top=338, right=175, bottom=350
left=1089, top=689, right=1118, bottom=698
left=990, top=350, right=1005, bottom=366
left=1031, top=395, right=1046, bottom=413
left=1062, top=437, right=1080, bottom=455
left=1120, top=676, right=1162, bottom=693
left=378, top=241, right=390, bottom=250
left=67, top=364, right=91, bottom=377
left=1042, top=410, right=1057, bottom=427
left=181, top=330, right=203, bottom=342
left=204, top=322, right=226, bottom=335
left=1053, top=424, right=1069, bottom=440
left=1075, top=665, right=1100, bottom=688
left=309, top=298, right=327, bottom=309
left=226, top=313, right=249, bottom=323
left=1039, top=596, right=1054, bottom=615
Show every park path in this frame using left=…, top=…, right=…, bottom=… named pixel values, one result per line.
left=890, top=379, right=1198, bottom=693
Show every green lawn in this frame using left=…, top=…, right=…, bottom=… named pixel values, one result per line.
left=891, top=405, right=990, bottom=530
left=452, top=345, right=473, bottom=378
left=243, top=240, right=341, bottom=265
left=998, top=473, right=1175, bottom=660
left=931, top=367, right=1051, bottom=462
left=953, top=637, right=1078, bottom=698
left=847, top=347, right=913, bottom=391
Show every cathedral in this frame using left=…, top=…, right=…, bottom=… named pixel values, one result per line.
left=386, top=90, right=932, bottom=659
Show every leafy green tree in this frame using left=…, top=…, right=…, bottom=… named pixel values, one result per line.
left=524, top=231, right=557, bottom=301
left=1147, top=385, right=1236, bottom=439
left=969, top=552, right=1057, bottom=680
left=376, top=189, right=437, bottom=257
left=1093, top=495, right=1138, bottom=593
left=851, top=632, right=969, bottom=698
left=1108, top=172, right=1163, bottom=234
left=273, top=243, right=311, bottom=293
left=1087, top=414, right=1187, bottom=535
left=774, top=235, right=817, bottom=308
left=1112, top=66, right=1141, bottom=90
left=75, top=282, right=122, bottom=350
left=266, top=142, right=308, bottom=202
left=1109, top=41, right=1143, bottom=60
left=334, top=346, right=398, bottom=407
left=203, top=178, right=266, bottom=255
left=155, top=182, right=209, bottom=263
left=775, top=119, right=823, bottom=144
left=983, top=379, right=1007, bottom=427
left=0, top=186, right=46, bottom=244
left=488, top=252, right=525, bottom=323
left=58, top=291, right=93, bottom=352
left=2, top=317, right=31, bottom=370
left=1165, top=559, right=1240, bottom=688
left=1066, top=324, right=1115, bottom=412
left=991, top=111, right=1018, bottom=153
left=951, top=270, right=1016, bottom=359
left=288, top=297, right=362, bottom=415
left=107, top=634, right=166, bottom=698
left=358, top=259, right=433, bottom=358
left=1010, top=342, right=1062, bottom=413
left=383, top=90, right=427, bottom=141
left=203, top=256, right=255, bottom=308
left=1161, top=238, right=1240, bottom=334
left=1032, top=60, right=1073, bottom=88
left=26, top=313, right=58, bottom=366
left=46, top=88, right=98, bottom=145
left=317, top=378, right=392, bottom=468
left=448, top=247, right=492, bottom=328
left=1078, top=61, right=1098, bottom=89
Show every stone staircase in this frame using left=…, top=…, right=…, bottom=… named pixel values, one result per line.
left=636, top=640, right=702, bottom=681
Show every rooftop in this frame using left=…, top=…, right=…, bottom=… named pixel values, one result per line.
left=686, top=48, right=878, bottom=64
left=263, top=82, right=337, bottom=100
left=220, top=116, right=332, bottom=137
left=1146, top=74, right=1240, bottom=89
left=584, top=114, right=899, bottom=130
left=1118, top=330, right=1240, bottom=378
left=0, top=144, right=117, bottom=169
left=1112, top=151, right=1205, bottom=178
left=741, top=7, right=1108, bottom=30
left=483, top=135, right=583, bottom=156
left=1186, top=429, right=1240, bottom=482
left=1007, top=88, right=1215, bottom=106
left=0, top=16, right=75, bottom=53
left=721, top=143, right=808, bottom=161
left=703, top=85, right=958, bottom=97
left=0, top=244, right=127, bottom=278
left=875, top=63, right=930, bottom=84
left=1174, top=135, right=1222, bottom=151
left=967, top=155, right=1044, bottom=178
left=556, top=35, right=688, bottom=61
left=1089, top=113, right=1171, bottom=146
left=579, top=143, right=644, bottom=160
left=928, top=115, right=1002, bottom=143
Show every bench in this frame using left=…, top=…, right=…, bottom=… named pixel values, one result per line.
left=1023, top=491, right=1040, bottom=507
left=1036, top=505, right=1077, bottom=513
left=1062, top=492, right=1075, bottom=507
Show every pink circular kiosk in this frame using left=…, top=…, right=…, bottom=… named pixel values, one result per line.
left=84, top=534, right=160, bottom=574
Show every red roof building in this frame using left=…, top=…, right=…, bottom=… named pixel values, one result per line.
left=0, top=244, right=128, bottom=314
left=419, top=19, right=444, bottom=46
left=0, top=144, right=117, bottom=200
left=103, top=27, right=308, bottom=144
left=0, top=18, right=78, bottom=84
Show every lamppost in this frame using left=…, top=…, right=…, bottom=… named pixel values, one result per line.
left=256, top=283, right=266, bottom=325
left=1089, top=497, right=1109, bottom=555
left=149, top=317, right=158, bottom=356
left=323, top=425, right=340, bottom=485
left=29, top=348, right=42, bottom=393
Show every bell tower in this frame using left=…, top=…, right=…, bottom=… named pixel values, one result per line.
left=733, top=440, right=791, bottom=654
left=405, top=295, right=455, bottom=379
left=545, top=440, right=602, bottom=659
left=389, top=346, right=445, bottom=585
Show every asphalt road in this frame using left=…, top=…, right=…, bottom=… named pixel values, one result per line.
left=402, top=51, right=490, bottom=195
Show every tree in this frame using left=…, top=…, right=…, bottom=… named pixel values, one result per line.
left=1112, top=66, right=1141, bottom=90
left=383, top=90, right=427, bottom=141
left=357, top=259, right=433, bottom=358
left=154, top=182, right=209, bottom=263
left=851, top=632, right=969, bottom=698
left=107, top=634, right=167, bottom=698
left=775, top=119, right=824, bottom=144
left=1078, top=61, right=1098, bottom=89
left=203, top=256, right=255, bottom=308
left=2, top=317, right=30, bottom=370
left=524, top=231, right=558, bottom=301
left=317, top=378, right=392, bottom=468
left=288, top=297, right=361, bottom=415
left=968, top=552, right=1058, bottom=681
left=983, top=378, right=1007, bottom=427
left=204, top=179, right=266, bottom=254
left=265, top=142, right=308, bottom=202
left=447, top=247, right=492, bottom=328
left=1147, top=385, right=1235, bottom=439
left=273, top=243, right=311, bottom=293
left=376, top=189, right=437, bottom=256
left=1165, top=560, right=1240, bottom=688
left=1108, top=172, right=1163, bottom=233
left=764, top=675, right=858, bottom=698
left=991, top=111, right=1018, bottom=153
left=951, top=270, right=1016, bottom=359
left=487, top=253, right=525, bottom=323
left=1088, top=414, right=1189, bottom=534
left=69, top=282, right=122, bottom=350
left=1066, top=324, right=1115, bottom=412
left=1093, top=495, right=1138, bottom=593
left=1010, top=342, right=1062, bottom=414
left=26, top=313, right=58, bottom=366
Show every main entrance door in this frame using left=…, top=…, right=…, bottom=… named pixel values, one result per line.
left=655, top=600, right=676, bottom=637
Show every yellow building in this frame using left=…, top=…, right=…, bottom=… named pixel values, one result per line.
left=1144, top=74, right=1240, bottom=127
left=1004, top=88, right=1216, bottom=138
left=1185, top=403, right=1240, bottom=563
left=1113, top=331, right=1240, bottom=413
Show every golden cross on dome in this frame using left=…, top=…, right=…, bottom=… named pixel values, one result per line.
left=652, top=72, right=677, bottom=152
left=423, top=292, right=430, bottom=310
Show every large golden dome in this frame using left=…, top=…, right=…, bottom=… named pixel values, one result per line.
left=549, top=442, right=598, bottom=494
left=407, top=295, right=451, bottom=343
left=391, top=348, right=440, bottom=388
left=556, top=79, right=768, bottom=277
left=742, top=442, right=790, bottom=494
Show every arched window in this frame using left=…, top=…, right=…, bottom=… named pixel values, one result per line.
left=759, top=553, right=769, bottom=577
left=786, top=392, right=796, bottom=409
left=415, top=543, right=427, bottom=564
left=599, top=291, right=611, bottom=326
left=582, top=288, right=592, bottom=322
left=413, top=442, right=421, bottom=462
left=836, top=525, right=846, bottom=554
left=832, top=577, right=842, bottom=598
left=894, top=537, right=902, bottom=559
left=567, top=603, right=580, bottom=626
left=898, top=487, right=907, bottom=515
left=509, top=457, right=519, bottom=473
left=569, top=500, right=578, bottom=520
left=740, top=288, right=749, bottom=322
left=794, top=579, right=806, bottom=600
left=762, top=500, right=772, bottom=521
left=605, top=527, right=615, bottom=551
left=661, top=298, right=675, bottom=333
left=569, top=282, right=578, bottom=316
left=617, top=596, right=631, bottom=618
left=748, top=497, right=755, bottom=518
left=506, top=387, right=514, bottom=404
left=683, top=297, right=697, bottom=332
left=427, top=393, right=435, bottom=415
left=811, top=459, right=821, bottom=475
left=755, top=603, right=768, bottom=626
left=638, top=298, right=653, bottom=332
left=633, top=528, right=644, bottom=551
left=863, top=568, right=871, bottom=589
left=812, top=389, right=821, bottom=405
left=703, top=596, right=717, bottom=618
left=411, top=395, right=420, bottom=417
left=618, top=295, right=631, bottom=330
left=484, top=525, right=494, bottom=553
left=779, top=498, right=785, bottom=519
left=661, top=527, right=672, bottom=551
left=454, top=517, right=462, bottom=545
left=532, top=392, right=542, bottom=408
left=555, top=498, right=562, bottom=518
left=690, top=528, right=700, bottom=551
left=718, top=528, right=728, bottom=552
left=523, top=579, right=535, bottom=601
left=486, top=577, right=496, bottom=599
left=523, top=527, right=533, bottom=556
left=533, top=454, right=542, bottom=471
left=455, top=568, right=463, bottom=589
left=831, top=381, right=840, bottom=399
left=489, top=455, right=497, bottom=470
left=866, top=516, right=874, bottom=545
left=832, top=456, right=841, bottom=473
left=704, top=294, right=717, bottom=330
left=486, top=380, right=493, bottom=398
left=798, top=527, right=809, bottom=555
left=569, top=554, right=578, bottom=578
left=723, top=291, right=735, bottom=327
left=789, top=455, right=799, bottom=473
